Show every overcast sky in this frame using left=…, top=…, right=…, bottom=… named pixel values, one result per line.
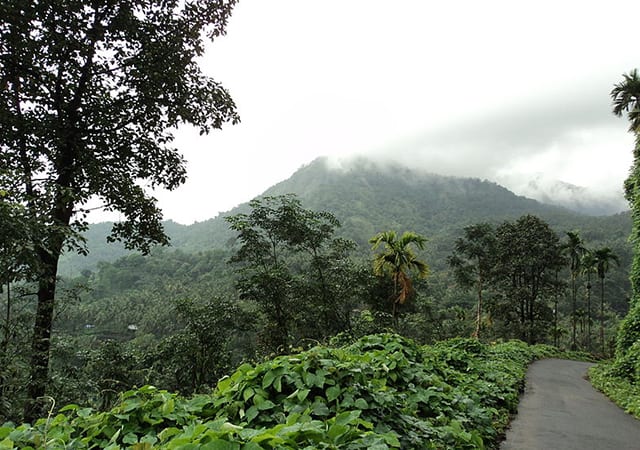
left=95, top=1, right=640, bottom=224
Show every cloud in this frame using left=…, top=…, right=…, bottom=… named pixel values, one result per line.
left=353, top=80, right=634, bottom=195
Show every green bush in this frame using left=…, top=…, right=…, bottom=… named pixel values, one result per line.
left=590, top=362, right=640, bottom=419
left=0, top=334, right=554, bottom=449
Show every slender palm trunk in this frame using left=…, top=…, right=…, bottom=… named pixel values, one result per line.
left=554, top=270, right=559, bottom=347
left=571, top=273, right=577, bottom=350
left=473, top=276, right=482, bottom=339
left=1, top=281, right=9, bottom=357
left=600, top=276, right=605, bottom=355
left=586, top=275, right=592, bottom=351
left=391, top=272, right=398, bottom=327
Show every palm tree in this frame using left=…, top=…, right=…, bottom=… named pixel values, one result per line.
left=369, top=230, right=429, bottom=324
left=562, top=231, right=586, bottom=350
left=593, top=247, right=620, bottom=355
left=611, top=68, right=640, bottom=133
left=581, top=250, right=596, bottom=351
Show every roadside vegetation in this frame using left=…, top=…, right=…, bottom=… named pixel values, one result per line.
left=589, top=68, right=640, bottom=420
left=1, top=334, right=563, bottom=450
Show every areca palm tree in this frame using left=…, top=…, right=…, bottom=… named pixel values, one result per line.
left=369, top=230, right=429, bottom=324
left=562, top=231, right=586, bottom=350
left=581, top=250, right=596, bottom=351
left=593, top=247, right=620, bottom=355
left=611, top=68, right=640, bottom=133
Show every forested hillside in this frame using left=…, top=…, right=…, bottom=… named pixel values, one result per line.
left=3, top=156, right=633, bottom=425
left=60, top=157, right=632, bottom=274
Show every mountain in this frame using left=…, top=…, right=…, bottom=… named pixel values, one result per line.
left=496, top=173, right=628, bottom=216
left=61, top=156, right=632, bottom=274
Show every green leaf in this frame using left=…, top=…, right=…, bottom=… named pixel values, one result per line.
left=382, top=432, right=401, bottom=447
left=334, top=410, right=361, bottom=426
left=241, top=443, right=263, bottom=450
left=297, top=389, right=311, bottom=402
left=158, top=427, right=181, bottom=442
left=273, top=375, right=282, bottom=392
left=245, top=406, right=259, bottom=422
left=123, top=432, right=139, bottom=444
left=311, top=401, right=330, bottom=416
left=242, top=387, right=255, bottom=402
left=327, top=423, right=348, bottom=441
left=162, top=397, right=175, bottom=415
left=354, top=398, right=369, bottom=409
left=257, top=400, right=276, bottom=411
left=326, top=385, right=341, bottom=402
left=200, top=439, right=240, bottom=450
left=262, top=370, right=276, bottom=389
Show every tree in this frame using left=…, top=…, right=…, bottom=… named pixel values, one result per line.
left=562, top=231, right=587, bottom=350
left=226, top=195, right=356, bottom=352
left=611, top=68, right=640, bottom=133
left=0, top=0, right=239, bottom=421
left=593, top=247, right=619, bottom=355
left=580, top=250, right=596, bottom=351
left=369, top=231, right=429, bottom=324
left=151, top=295, right=243, bottom=395
left=490, top=215, right=563, bottom=344
left=447, top=223, right=496, bottom=338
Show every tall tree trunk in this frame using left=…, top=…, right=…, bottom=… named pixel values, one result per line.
left=23, top=203, right=71, bottom=422
left=24, top=252, right=59, bottom=422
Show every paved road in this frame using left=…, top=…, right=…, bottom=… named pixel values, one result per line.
left=501, top=358, right=640, bottom=450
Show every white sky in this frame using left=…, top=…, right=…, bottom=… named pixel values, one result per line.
left=93, top=0, right=639, bottom=224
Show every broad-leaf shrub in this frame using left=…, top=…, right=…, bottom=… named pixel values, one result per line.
left=0, top=334, right=556, bottom=449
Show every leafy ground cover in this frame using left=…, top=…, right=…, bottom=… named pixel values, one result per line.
left=0, top=334, right=559, bottom=449
left=590, top=361, right=640, bottom=419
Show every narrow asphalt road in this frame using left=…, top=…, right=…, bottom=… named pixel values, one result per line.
left=500, top=358, right=640, bottom=450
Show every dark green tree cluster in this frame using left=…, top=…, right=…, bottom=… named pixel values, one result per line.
left=448, top=216, right=563, bottom=344
left=448, top=216, right=620, bottom=348
left=226, top=195, right=363, bottom=353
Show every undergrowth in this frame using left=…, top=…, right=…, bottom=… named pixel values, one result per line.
left=589, top=362, right=640, bottom=419
left=0, top=334, right=559, bottom=449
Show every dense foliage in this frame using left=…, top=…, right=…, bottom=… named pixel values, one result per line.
left=1, top=0, right=239, bottom=420
left=0, top=334, right=560, bottom=449
left=225, top=195, right=363, bottom=353
left=587, top=68, right=640, bottom=416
